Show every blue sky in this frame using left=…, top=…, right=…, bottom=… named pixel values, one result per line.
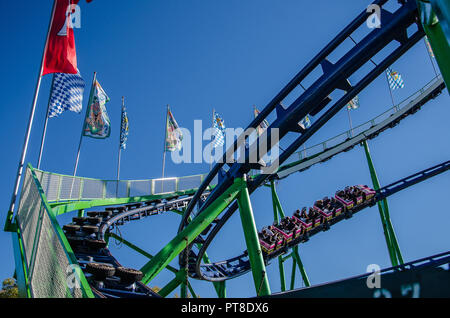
left=0, top=0, right=449, bottom=298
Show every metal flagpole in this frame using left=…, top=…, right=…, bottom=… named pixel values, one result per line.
left=74, top=71, right=97, bottom=177
left=37, top=74, right=56, bottom=170
left=162, top=105, right=169, bottom=189
left=385, top=71, right=396, bottom=108
left=8, top=0, right=57, bottom=214
left=346, top=106, right=354, bottom=138
left=424, top=38, right=439, bottom=76
left=210, top=108, right=215, bottom=171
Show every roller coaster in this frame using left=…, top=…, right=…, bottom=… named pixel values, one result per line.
left=4, top=0, right=450, bottom=298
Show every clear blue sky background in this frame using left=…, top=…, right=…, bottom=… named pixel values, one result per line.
left=0, top=0, right=449, bottom=297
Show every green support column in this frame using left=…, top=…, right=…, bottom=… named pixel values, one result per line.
left=292, top=246, right=311, bottom=287
left=200, top=250, right=227, bottom=298
left=77, top=209, right=85, bottom=218
left=270, top=181, right=286, bottom=291
left=214, top=281, right=226, bottom=298
left=158, top=269, right=186, bottom=298
left=140, top=178, right=245, bottom=285
left=418, top=0, right=450, bottom=93
left=187, top=282, right=198, bottom=298
left=290, top=258, right=297, bottom=291
left=237, top=175, right=271, bottom=297
left=362, top=141, right=403, bottom=266
left=180, top=282, right=187, bottom=298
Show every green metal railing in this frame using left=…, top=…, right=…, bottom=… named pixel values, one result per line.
left=13, top=165, right=93, bottom=298
left=34, top=169, right=210, bottom=204
left=282, top=75, right=443, bottom=167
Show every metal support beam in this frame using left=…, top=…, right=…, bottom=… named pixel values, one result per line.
left=237, top=175, right=271, bottom=297
left=270, top=181, right=286, bottom=291
left=180, top=282, right=187, bottom=299
left=214, top=281, right=226, bottom=299
left=362, top=140, right=404, bottom=266
left=292, top=246, right=311, bottom=287
left=140, top=178, right=245, bottom=285
left=418, top=0, right=450, bottom=93
left=108, top=232, right=179, bottom=273
left=158, top=269, right=186, bottom=298
left=290, top=258, right=297, bottom=291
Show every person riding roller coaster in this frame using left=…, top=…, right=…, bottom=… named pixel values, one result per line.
left=280, top=216, right=296, bottom=232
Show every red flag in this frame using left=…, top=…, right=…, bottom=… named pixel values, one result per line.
left=42, top=0, right=81, bottom=76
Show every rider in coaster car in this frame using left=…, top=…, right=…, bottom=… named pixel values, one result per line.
left=300, top=207, right=308, bottom=219
left=315, top=200, right=323, bottom=209
left=281, top=217, right=295, bottom=232
left=307, top=207, right=318, bottom=220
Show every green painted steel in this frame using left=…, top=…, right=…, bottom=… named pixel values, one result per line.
left=292, top=246, right=311, bottom=287
left=215, top=281, right=226, bottom=299
left=28, top=166, right=95, bottom=298
left=51, top=188, right=205, bottom=216
left=3, top=210, right=16, bottom=232
left=362, top=141, right=403, bottom=266
left=362, top=141, right=398, bottom=266
left=271, top=180, right=310, bottom=290
left=108, top=232, right=179, bottom=274
left=187, top=282, right=198, bottom=299
left=237, top=176, right=271, bottom=297
left=180, top=282, right=187, bottom=298
left=140, top=178, right=245, bottom=285
left=199, top=249, right=227, bottom=298
left=270, top=181, right=286, bottom=292
left=418, top=0, right=450, bottom=93
left=11, top=229, right=31, bottom=297
left=290, top=258, right=297, bottom=291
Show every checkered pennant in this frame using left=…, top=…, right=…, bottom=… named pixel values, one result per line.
left=386, top=68, right=405, bottom=90
left=48, top=72, right=85, bottom=118
left=212, top=112, right=226, bottom=148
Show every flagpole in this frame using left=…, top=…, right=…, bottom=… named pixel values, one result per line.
left=346, top=107, right=354, bottom=138
left=37, top=74, right=56, bottom=170
left=210, top=108, right=215, bottom=171
left=74, top=71, right=97, bottom=177
left=8, top=0, right=57, bottom=214
left=424, top=38, right=438, bottom=77
left=162, top=105, right=169, bottom=183
left=385, top=71, right=396, bottom=108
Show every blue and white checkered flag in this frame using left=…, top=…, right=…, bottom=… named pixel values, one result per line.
left=386, top=68, right=405, bottom=90
left=299, top=115, right=311, bottom=129
left=48, top=72, right=85, bottom=118
left=212, top=112, right=226, bottom=148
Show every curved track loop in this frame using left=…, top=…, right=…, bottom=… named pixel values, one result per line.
left=89, top=63, right=446, bottom=284
left=178, top=0, right=422, bottom=235
left=66, top=0, right=445, bottom=287
left=173, top=0, right=434, bottom=281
